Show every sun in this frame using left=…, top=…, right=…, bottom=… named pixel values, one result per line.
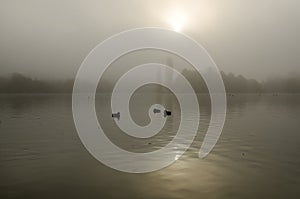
left=166, top=8, right=188, bottom=32
left=170, top=15, right=186, bottom=32
left=162, top=3, right=216, bottom=33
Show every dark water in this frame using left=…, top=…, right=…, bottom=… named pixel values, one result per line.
left=0, top=94, right=300, bottom=199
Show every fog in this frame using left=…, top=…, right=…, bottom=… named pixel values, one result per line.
left=0, top=0, right=299, bottom=81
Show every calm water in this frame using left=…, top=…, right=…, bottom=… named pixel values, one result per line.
left=0, top=94, right=300, bottom=199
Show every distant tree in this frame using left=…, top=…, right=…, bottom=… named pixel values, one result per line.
left=0, top=72, right=299, bottom=93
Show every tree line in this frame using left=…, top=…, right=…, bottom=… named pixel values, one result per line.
left=0, top=72, right=299, bottom=93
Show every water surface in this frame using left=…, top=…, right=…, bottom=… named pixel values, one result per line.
left=0, top=94, right=299, bottom=199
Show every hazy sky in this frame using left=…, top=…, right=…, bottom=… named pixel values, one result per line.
left=0, top=0, right=299, bottom=80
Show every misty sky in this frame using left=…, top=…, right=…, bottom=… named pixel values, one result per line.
left=0, top=0, right=299, bottom=81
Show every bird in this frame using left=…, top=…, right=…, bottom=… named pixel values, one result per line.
left=112, top=112, right=120, bottom=120
left=153, top=108, right=161, bottom=114
left=164, top=110, right=171, bottom=117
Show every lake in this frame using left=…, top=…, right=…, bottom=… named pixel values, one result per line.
left=0, top=94, right=299, bottom=199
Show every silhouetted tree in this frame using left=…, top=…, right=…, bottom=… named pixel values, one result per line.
left=0, top=72, right=299, bottom=93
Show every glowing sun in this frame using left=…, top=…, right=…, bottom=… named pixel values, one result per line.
left=166, top=8, right=188, bottom=32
